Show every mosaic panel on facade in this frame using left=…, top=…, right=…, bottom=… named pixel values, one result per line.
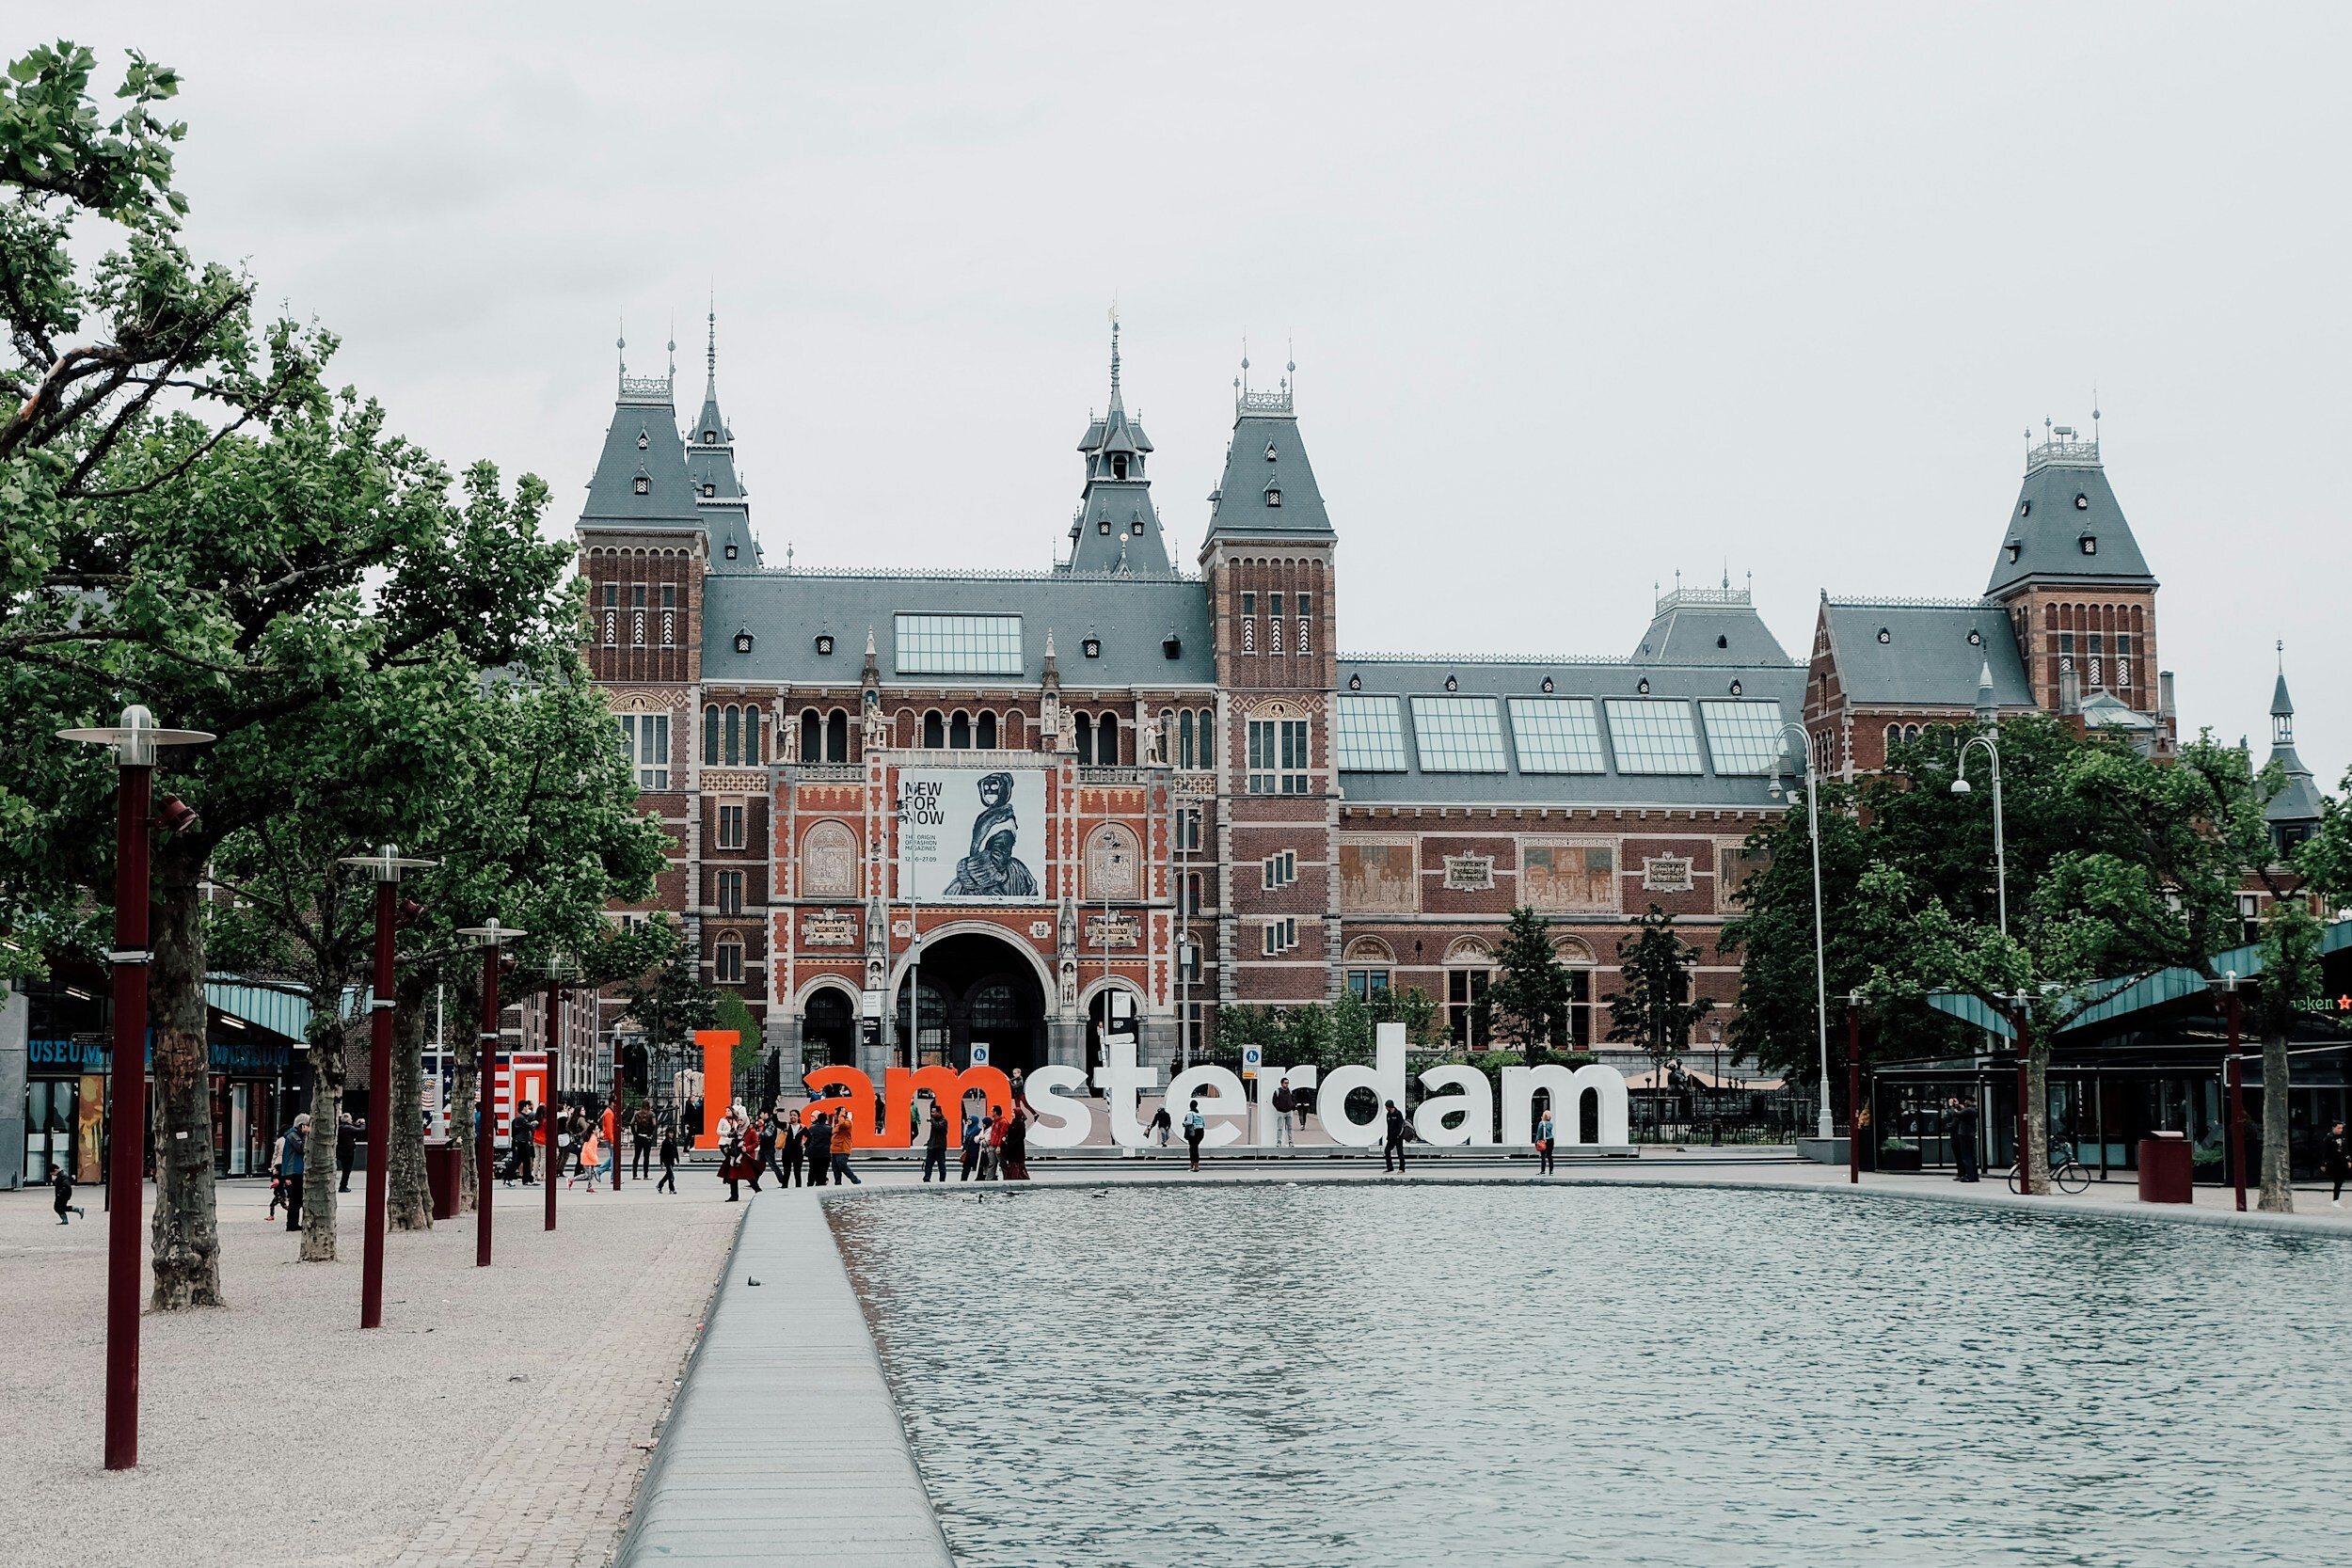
left=1519, top=836, right=1619, bottom=912
left=800, top=819, right=860, bottom=897
left=1337, top=837, right=1418, bottom=913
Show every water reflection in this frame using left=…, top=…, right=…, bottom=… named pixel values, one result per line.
left=832, top=1186, right=2352, bottom=1568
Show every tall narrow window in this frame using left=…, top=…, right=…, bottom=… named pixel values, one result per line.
left=716, top=803, right=745, bottom=849
left=715, top=941, right=744, bottom=985
left=724, top=705, right=741, bottom=766
left=660, top=584, right=676, bottom=646
left=1297, top=616, right=1311, bottom=655
left=801, top=710, right=820, bottom=763
left=602, top=583, right=619, bottom=646
left=923, top=710, right=945, bottom=749
left=703, top=705, right=722, bottom=765
left=1449, top=968, right=1490, bottom=1049
left=744, top=709, right=762, bottom=766
left=618, top=712, right=670, bottom=789
left=826, top=709, right=849, bottom=762
left=1197, top=708, right=1214, bottom=768
left=1099, top=712, right=1120, bottom=766
left=1076, top=713, right=1094, bottom=766
left=949, top=712, right=972, bottom=749
left=1180, top=710, right=1195, bottom=769
left=977, top=711, right=997, bottom=748
left=716, top=870, right=744, bottom=914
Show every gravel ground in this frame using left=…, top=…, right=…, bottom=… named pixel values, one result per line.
left=0, top=1171, right=741, bottom=1568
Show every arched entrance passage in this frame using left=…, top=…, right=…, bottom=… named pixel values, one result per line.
left=892, top=930, right=1049, bottom=1074
left=1085, top=983, right=1146, bottom=1085
left=803, top=985, right=857, bottom=1068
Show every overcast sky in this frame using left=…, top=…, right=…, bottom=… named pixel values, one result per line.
left=70, top=4, right=2352, bottom=782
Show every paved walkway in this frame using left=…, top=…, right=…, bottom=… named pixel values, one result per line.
left=0, top=1175, right=739, bottom=1568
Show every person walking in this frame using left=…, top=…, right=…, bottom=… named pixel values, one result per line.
left=1296, top=1086, right=1312, bottom=1136
left=1181, top=1099, right=1208, bottom=1171
left=921, top=1098, right=951, bottom=1183
left=50, top=1163, right=84, bottom=1224
left=1270, top=1081, right=1295, bottom=1148
left=503, top=1102, right=532, bottom=1188
left=1147, top=1102, right=1173, bottom=1149
left=2324, top=1119, right=2350, bottom=1207
left=1534, top=1107, right=1556, bottom=1175
left=656, top=1123, right=678, bottom=1193
left=278, top=1115, right=310, bottom=1231
left=829, top=1107, right=863, bottom=1186
left=1003, top=1103, right=1030, bottom=1180
left=755, top=1112, right=779, bottom=1193
left=717, top=1105, right=748, bottom=1201
left=1382, top=1100, right=1407, bottom=1174
left=1949, top=1096, right=1982, bottom=1183
left=631, top=1103, right=658, bottom=1180
left=570, top=1120, right=603, bottom=1192
left=960, top=1102, right=983, bottom=1180
left=977, top=1108, right=1004, bottom=1180
left=337, top=1111, right=360, bottom=1194
left=567, top=1106, right=592, bottom=1179
left=805, top=1107, right=834, bottom=1188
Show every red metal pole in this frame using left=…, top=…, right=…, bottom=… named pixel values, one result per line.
left=611, top=1026, right=625, bottom=1192
left=477, top=943, right=499, bottom=1267
left=360, top=879, right=395, bottom=1327
left=103, top=760, right=151, bottom=1471
left=2227, top=990, right=2247, bottom=1213
left=546, top=979, right=560, bottom=1231
left=1846, top=997, right=1861, bottom=1186
left=2014, top=1010, right=2033, bottom=1196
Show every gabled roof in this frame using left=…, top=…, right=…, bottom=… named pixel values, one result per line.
left=1064, top=325, right=1170, bottom=575
left=580, top=373, right=702, bottom=531
left=1984, top=436, right=2156, bottom=596
left=2265, top=667, right=2324, bottom=826
left=1202, top=398, right=1335, bottom=546
left=1820, top=598, right=2034, bottom=708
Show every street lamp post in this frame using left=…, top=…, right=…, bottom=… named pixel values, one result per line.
left=2214, top=970, right=2245, bottom=1212
left=1771, top=723, right=1835, bottom=1143
left=455, top=918, right=526, bottom=1266
left=1846, top=992, right=1863, bottom=1186
left=56, top=705, right=214, bottom=1471
left=1949, top=669, right=2009, bottom=938
left=609, top=1024, right=626, bottom=1192
left=338, top=845, right=436, bottom=1329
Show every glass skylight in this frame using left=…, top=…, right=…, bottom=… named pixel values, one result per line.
left=1336, top=694, right=1408, bottom=771
left=1700, top=701, right=1792, bottom=775
left=1602, top=699, right=1703, bottom=774
left=895, top=614, right=1024, bottom=675
left=1507, top=697, right=1606, bottom=774
left=1409, top=696, right=1507, bottom=772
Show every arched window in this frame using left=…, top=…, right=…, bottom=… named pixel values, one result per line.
left=977, top=711, right=997, bottom=749
left=703, top=705, right=721, bottom=765
left=826, top=709, right=849, bottom=762
left=1180, top=709, right=1195, bottom=768
left=1004, top=711, right=1025, bottom=749
left=745, top=709, right=763, bottom=767
left=923, top=710, right=945, bottom=749
left=1904, top=724, right=1922, bottom=744
left=1099, top=712, right=1120, bottom=766
left=949, top=711, right=972, bottom=749
left=723, top=705, right=741, bottom=766
left=1884, top=723, right=1900, bottom=752
left=1198, top=708, right=1214, bottom=768
left=801, top=709, right=821, bottom=763
left=714, top=939, right=744, bottom=985
left=1075, top=712, right=1094, bottom=765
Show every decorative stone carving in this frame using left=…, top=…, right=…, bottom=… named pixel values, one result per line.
left=1642, top=854, right=1695, bottom=893
left=1442, top=853, right=1495, bottom=892
left=1087, top=825, right=1140, bottom=901
left=802, top=909, right=857, bottom=946
left=801, top=820, right=858, bottom=896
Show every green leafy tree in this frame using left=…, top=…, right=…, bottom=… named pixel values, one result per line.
left=1484, top=906, right=1571, bottom=1049
left=1606, top=904, right=1716, bottom=1092
left=0, top=43, right=579, bottom=1305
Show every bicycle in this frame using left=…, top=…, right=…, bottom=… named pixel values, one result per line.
left=2009, top=1140, right=2091, bottom=1195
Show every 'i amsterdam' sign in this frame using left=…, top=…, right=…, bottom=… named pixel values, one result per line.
left=801, top=1023, right=1631, bottom=1149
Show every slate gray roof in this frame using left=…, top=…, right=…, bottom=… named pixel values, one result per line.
left=1984, top=442, right=2156, bottom=595
left=2265, top=671, right=2324, bottom=826
left=1632, top=591, right=1792, bottom=666
left=701, top=571, right=1216, bottom=688
left=580, top=378, right=703, bottom=531
left=1822, top=599, right=2034, bottom=708
left=1204, top=407, right=1336, bottom=543
left=1335, top=655, right=1805, bottom=809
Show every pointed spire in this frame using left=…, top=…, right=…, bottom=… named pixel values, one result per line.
left=2272, top=641, right=2295, bottom=727
left=616, top=317, right=628, bottom=382
left=1976, top=659, right=1997, bottom=727
left=706, top=290, right=718, bottom=398
left=1107, top=305, right=1123, bottom=412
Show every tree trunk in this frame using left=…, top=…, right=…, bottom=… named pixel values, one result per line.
left=298, top=1011, right=352, bottom=1261
left=2023, top=1029, right=2050, bottom=1196
left=451, top=971, right=480, bottom=1212
left=2259, top=1024, right=2295, bottom=1212
left=388, top=971, right=433, bottom=1231
left=148, top=845, right=225, bottom=1308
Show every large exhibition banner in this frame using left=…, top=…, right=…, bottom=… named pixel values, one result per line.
left=898, top=768, right=1047, bottom=902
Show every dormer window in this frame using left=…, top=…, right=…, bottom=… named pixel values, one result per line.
left=2006, top=541, right=2022, bottom=562
left=2079, top=533, right=2098, bottom=555
left=1967, top=628, right=1982, bottom=646
left=723, top=543, right=739, bottom=561
left=2019, top=499, right=2031, bottom=516
left=632, top=475, right=650, bottom=495
left=1082, top=636, right=1103, bottom=658
left=1264, top=486, right=1282, bottom=508
left=1162, top=632, right=1183, bottom=659
left=1729, top=680, right=1744, bottom=696
left=734, top=629, right=755, bottom=655
left=1264, top=442, right=1278, bottom=461
left=1112, top=454, right=1128, bottom=480
left=1098, top=518, right=1112, bottom=534
left=1877, top=626, right=1892, bottom=644
left=702, top=483, right=715, bottom=498
left=1716, top=634, right=1728, bottom=649
left=1636, top=678, right=1650, bottom=695
left=2074, top=493, right=2090, bottom=510
left=1540, top=676, right=1553, bottom=693
left=1348, top=673, right=1362, bottom=691
left=1444, top=674, right=1459, bottom=692
left=814, top=632, right=834, bottom=656
left=703, top=429, right=715, bottom=442
left=637, top=430, right=649, bottom=451
left=1132, top=520, right=1145, bottom=535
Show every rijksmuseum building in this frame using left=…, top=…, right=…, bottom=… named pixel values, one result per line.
left=579, top=321, right=2280, bottom=1082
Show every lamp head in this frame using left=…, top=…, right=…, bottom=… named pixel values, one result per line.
left=155, top=794, right=200, bottom=835
left=1949, top=777, right=1972, bottom=795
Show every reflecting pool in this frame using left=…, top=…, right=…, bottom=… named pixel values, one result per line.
left=832, top=1184, right=2352, bottom=1567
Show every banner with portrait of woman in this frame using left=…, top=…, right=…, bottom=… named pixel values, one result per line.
left=898, top=768, right=1047, bottom=902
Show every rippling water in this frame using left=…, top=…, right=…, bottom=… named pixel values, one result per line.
left=831, top=1184, right=2352, bottom=1567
